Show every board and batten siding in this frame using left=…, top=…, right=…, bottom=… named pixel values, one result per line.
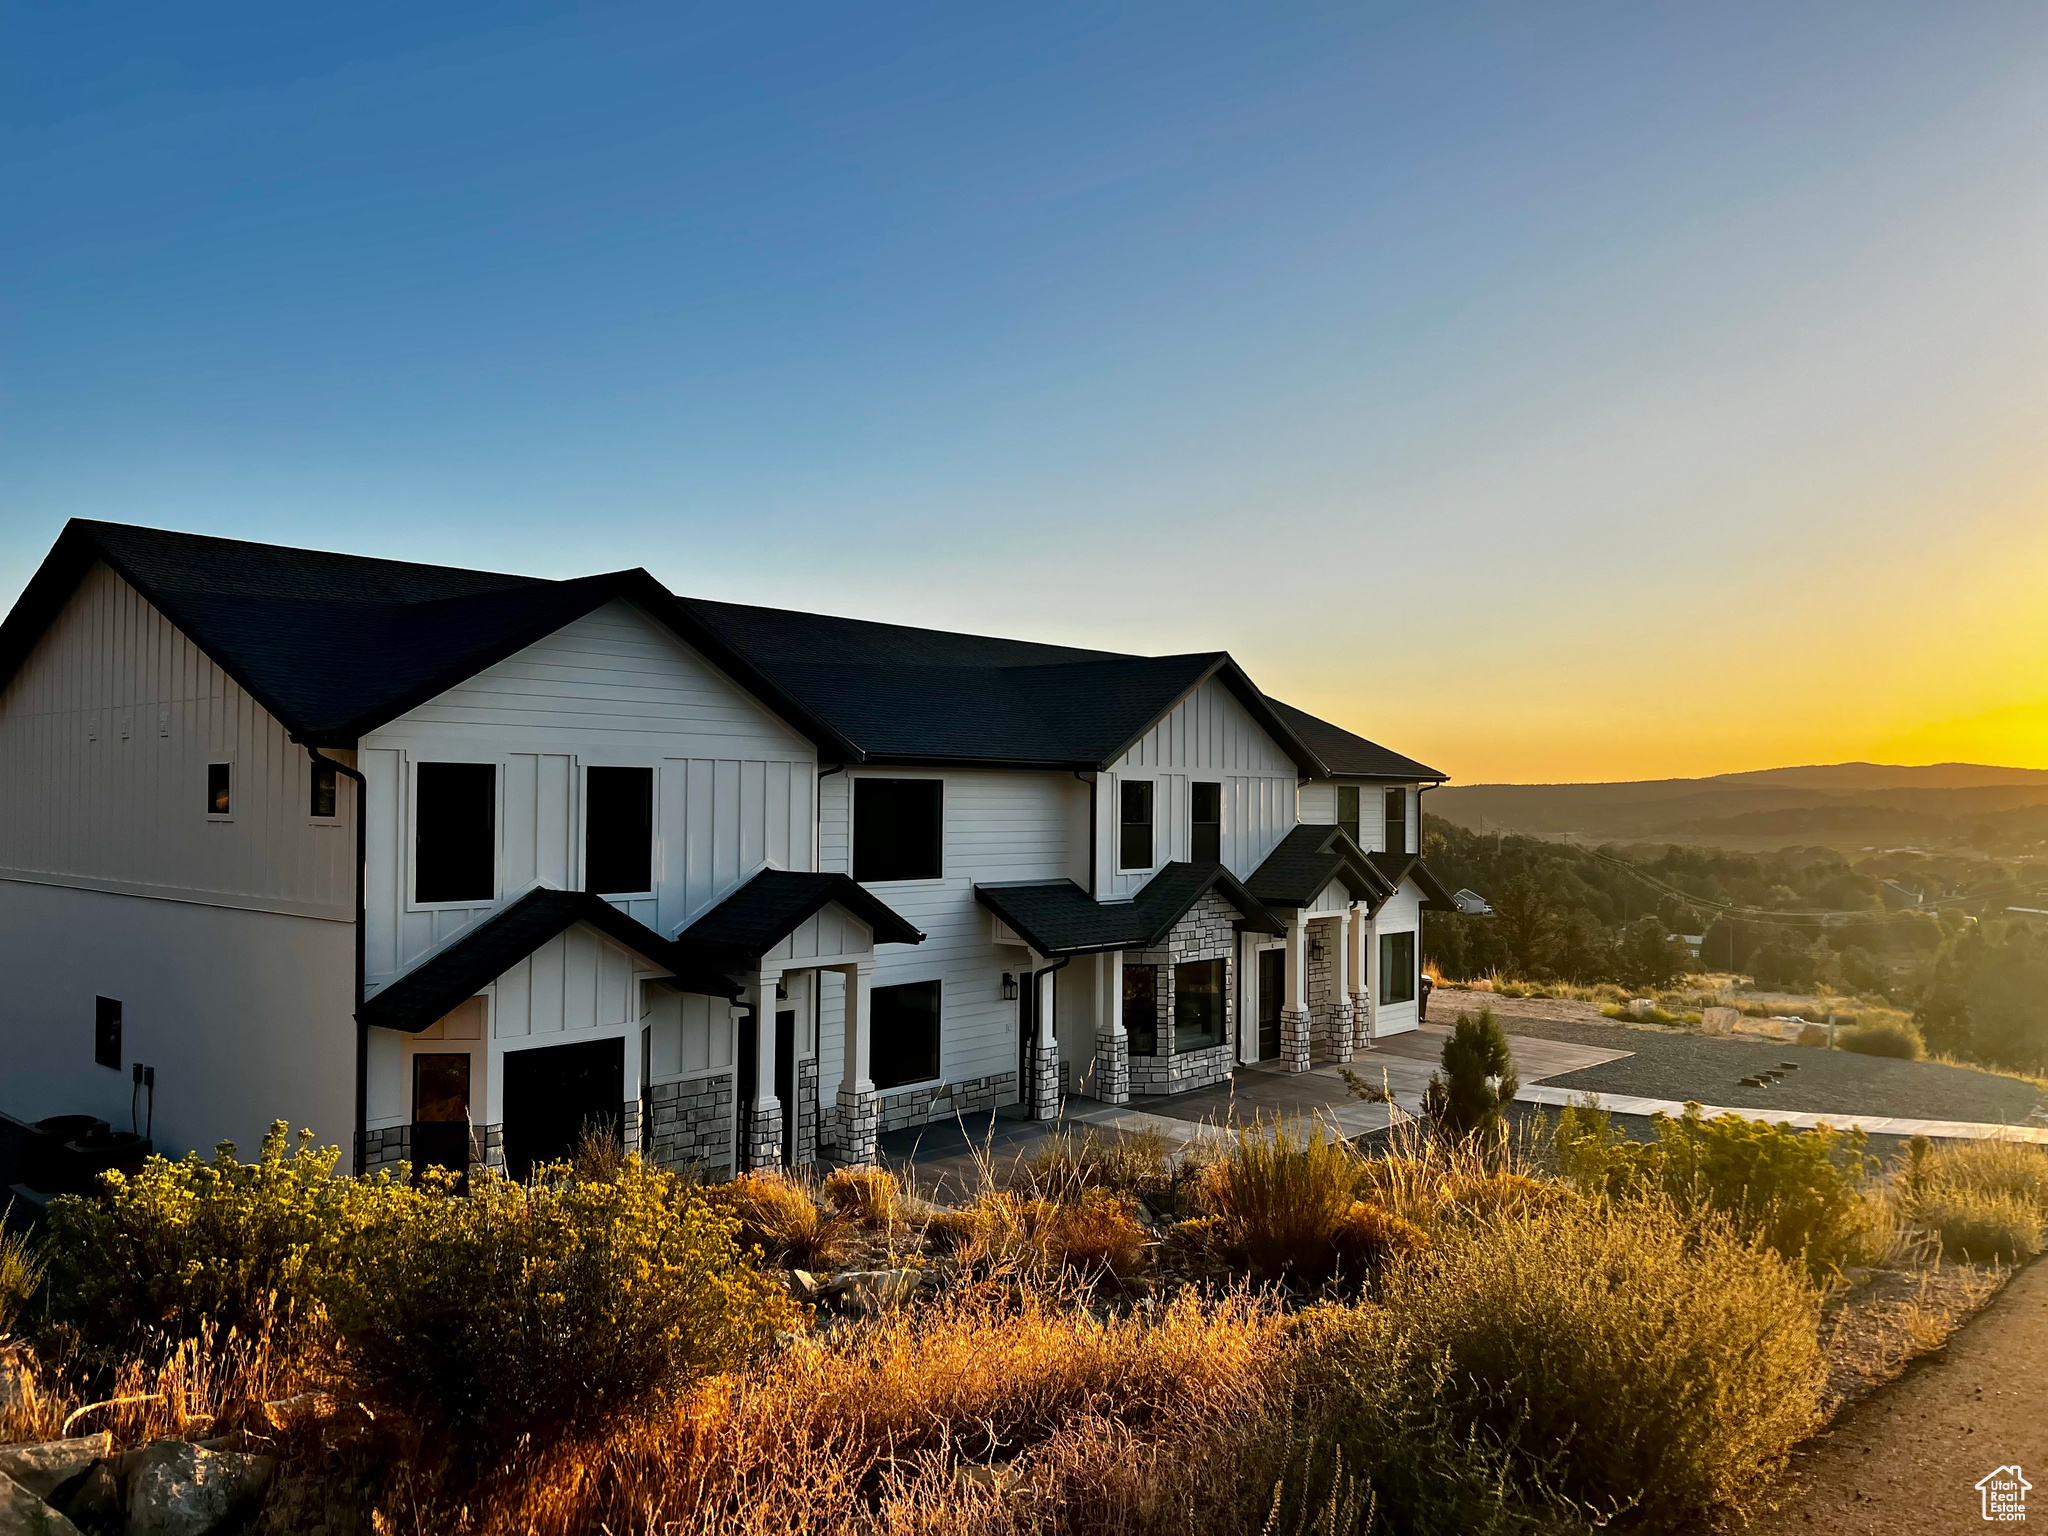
left=1297, top=780, right=1420, bottom=854
left=1097, top=677, right=1298, bottom=900
left=359, top=599, right=818, bottom=997
left=1371, top=882, right=1424, bottom=1037
left=815, top=766, right=1088, bottom=1103
left=0, top=561, right=356, bottom=916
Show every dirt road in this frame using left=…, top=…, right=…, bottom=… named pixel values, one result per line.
left=1748, top=1257, right=2048, bottom=1533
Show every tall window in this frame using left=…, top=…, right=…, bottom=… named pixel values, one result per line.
left=311, top=759, right=338, bottom=819
left=206, top=762, right=232, bottom=816
left=585, top=766, right=654, bottom=894
left=1191, top=782, right=1221, bottom=863
left=1383, top=788, right=1407, bottom=855
left=94, top=997, right=122, bottom=1071
left=1379, top=932, right=1417, bottom=1005
left=1336, top=785, right=1360, bottom=844
left=415, top=762, right=496, bottom=904
left=1174, top=959, right=1225, bottom=1052
left=1122, top=964, right=1159, bottom=1056
left=853, top=779, right=943, bottom=882
left=1119, top=780, right=1154, bottom=870
left=872, top=979, right=941, bottom=1088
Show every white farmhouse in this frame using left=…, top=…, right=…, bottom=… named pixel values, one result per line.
left=0, top=522, right=1451, bottom=1180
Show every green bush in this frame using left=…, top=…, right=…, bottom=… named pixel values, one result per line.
left=1380, top=1199, right=1825, bottom=1532
left=323, top=1156, right=790, bottom=1460
left=42, top=1123, right=364, bottom=1354
left=1554, top=1104, right=1874, bottom=1275
left=1424, top=1009, right=1520, bottom=1141
left=1837, top=1017, right=1924, bottom=1059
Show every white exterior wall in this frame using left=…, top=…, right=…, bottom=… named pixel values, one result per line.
left=0, top=564, right=357, bottom=1156
left=816, top=766, right=1087, bottom=1105
left=1098, top=678, right=1297, bottom=899
left=1372, top=882, right=1424, bottom=1037
left=1297, top=779, right=1420, bottom=854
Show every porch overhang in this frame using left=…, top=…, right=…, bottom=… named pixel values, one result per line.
left=1245, top=825, right=1395, bottom=913
left=358, top=888, right=739, bottom=1033
left=673, top=869, right=924, bottom=970
left=1366, top=851, right=1461, bottom=912
left=976, top=861, right=1285, bottom=958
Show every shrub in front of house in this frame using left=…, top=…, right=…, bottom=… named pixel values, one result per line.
left=1198, top=1121, right=1362, bottom=1283
left=1380, top=1198, right=1826, bottom=1532
left=822, top=1165, right=901, bottom=1230
left=718, top=1170, right=852, bottom=1269
left=1423, top=1009, right=1520, bottom=1141
left=323, top=1156, right=790, bottom=1461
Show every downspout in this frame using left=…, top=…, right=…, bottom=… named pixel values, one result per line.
left=302, top=744, right=369, bottom=1174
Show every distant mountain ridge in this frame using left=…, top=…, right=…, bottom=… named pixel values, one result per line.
left=1429, top=762, right=2048, bottom=856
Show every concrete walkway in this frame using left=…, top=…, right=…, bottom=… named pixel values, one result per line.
left=1514, top=1083, right=2048, bottom=1144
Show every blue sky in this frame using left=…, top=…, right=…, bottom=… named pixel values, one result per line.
left=5, top=3, right=2045, bottom=779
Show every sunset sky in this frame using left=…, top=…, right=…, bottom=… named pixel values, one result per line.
left=3, top=3, right=2044, bottom=784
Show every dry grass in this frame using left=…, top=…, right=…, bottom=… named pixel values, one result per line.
left=927, top=1189, right=1150, bottom=1281
left=823, top=1166, right=902, bottom=1230
left=723, top=1171, right=855, bottom=1270
left=1198, top=1122, right=1361, bottom=1283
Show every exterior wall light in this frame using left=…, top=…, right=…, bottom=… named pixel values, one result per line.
left=1001, top=972, right=1020, bottom=1001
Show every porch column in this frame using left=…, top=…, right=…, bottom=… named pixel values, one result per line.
left=1361, top=918, right=1379, bottom=1044
left=1280, top=913, right=1311, bottom=1073
left=1032, top=965, right=1061, bottom=1119
left=832, top=960, right=879, bottom=1165
left=1093, top=949, right=1129, bottom=1106
left=1349, top=906, right=1372, bottom=1051
left=745, top=968, right=785, bottom=1173
left=1329, top=911, right=1355, bottom=1065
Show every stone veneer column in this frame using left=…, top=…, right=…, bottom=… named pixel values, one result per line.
left=1032, top=966, right=1061, bottom=1120
left=1279, top=912, right=1312, bottom=1073
left=1349, top=907, right=1373, bottom=1053
left=1092, top=949, right=1130, bottom=1105
left=832, top=960, right=880, bottom=1165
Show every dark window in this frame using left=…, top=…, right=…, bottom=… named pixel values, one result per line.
left=94, top=996, right=121, bottom=1071
left=585, top=766, right=654, bottom=894
left=207, top=762, right=232, bottom=816
left=311, top=759, right=338, bottom=819
left=1119, top=780, right=1154, bottom=870
left=1383, top=788, right=1407, bottom=855
left=1380, top=931, right=1417, bottom=1005
left=853, top=779, right=943, bottom=882
left=415, top=762, right=496, bottom=904
left=1191, top=782, right=1221, bottom=863
left=1174, top=959, right=1225, bottom=1053
left=413, top=1053, right=472, bottom=1123
left=872, top=979, right=941, bottom=1089
left=1122, top=964, right=1159, bottom=1056
left=1336, top=786, right=1360, bottom=845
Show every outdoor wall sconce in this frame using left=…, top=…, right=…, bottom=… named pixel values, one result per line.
left=1001, top=972, right=1020, bottom=1001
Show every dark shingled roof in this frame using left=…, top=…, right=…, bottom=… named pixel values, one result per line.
left=1265, top=698, right=1446, bottom=782
left=1244, top=825, right=1394, bottom=912
left=675, top=870, right=924, bottom=966
left=974, top=862, right=1284, bottom=957
left=0, top=522, right=1435, bottom=778
left=357, top=889, right=738, bottom=1033
left=1366, top=851, right=1460, bottom=912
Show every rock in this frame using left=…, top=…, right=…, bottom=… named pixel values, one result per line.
left=0, top=1437, right=111, bottom=1500
left=1626, top=998, right=1655, bottom=1019
left=122, top=1441, right=274, bottom=1536
left=257, top=1393, right=334, bottom=1433
left=787, top=1268, right=821, bottom=1303
left=1700, top=1007, right=1739, bottom=1036
left=821, top=1269, right=923, bottom=1317
left=57, top=1464, right=119, bottom=1530
left=0, top=1468, right=84, bottom=1535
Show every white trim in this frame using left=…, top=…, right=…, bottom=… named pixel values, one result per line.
left=404, top=753, right=506, bottom=914
left=0, top=871, right=353, bottom=924
left=848, top=770, right=948, bottom=886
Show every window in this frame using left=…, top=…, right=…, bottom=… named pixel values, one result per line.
left=853, top=778, right=944, bottom=882
left=872, top=979, right=941, bottom=1089
left=94, top=996, right=122, bottom=1071
left=1336, top=786, right=1360, bottom=845
left=310, top=759, right=338, bottom=819
left=1174, top=959, right=1225, bottom=1053
left=415, top=762, right=496, bottom=904
left=585, top=766, right=654, bottom=894
left=413, top=1053, right=472, bottom=1123
left=1119, top=780, right=1154, bottom=870
left=1384, top=788, right=1407, bottom=855
left=1122, top=964, right=1159, bottom=1056
left=206, top=762, right=232, bottom=816
left=1191, top=782, right=1221, bottom=863
left=1379, top=931, right=1417, bottom=1005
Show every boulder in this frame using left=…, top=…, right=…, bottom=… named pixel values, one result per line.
left=57, top=1465, right=119, bottom=1530
left=0, top=1469, right=84, bottom=1535
left=0, top=1437, right=110, bottom=1500
left=1700, top=1007, right=1739, bottom=1036
left=820, top=1268, right=924, bottom=1317
left=122, top=1442, right=273, bottom=1536
left=1625, top=998, right=1655, bottom=1019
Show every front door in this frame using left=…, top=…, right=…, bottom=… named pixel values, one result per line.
left=776, top=1009, right=797, bottom=1166
left=412, top=1053, right=471, bottom=1179
left=1258, top=950, right=1284, bottom=1061
left=501, top=1036, right=624, bottom=1181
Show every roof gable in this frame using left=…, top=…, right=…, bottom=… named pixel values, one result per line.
left=975, top=861, right=1284, bottom=957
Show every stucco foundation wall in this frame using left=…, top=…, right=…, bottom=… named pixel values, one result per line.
left=0, top=880, right=355, bottom=1161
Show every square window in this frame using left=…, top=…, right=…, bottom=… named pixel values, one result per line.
left=585, top=766, right=654, bottom=894
left=872, top=979, right=941, bottom=1089
left=415, top=762, right=496, bottom=904
left=1122, top=963, right=1159, bottom=1056
left=1173, top=958, right=1225, bottom=1053
left=311, top=759, right=338, bottom=819
left=1119, top=780, right=1154, bottom=870
left=94, top=996, right=121, bottom=1071
left=1336, top=785, right=1360, bottom=845
left=1379, top=931, right=1417, bottom=1005
left=206, top=762, right=232, bottom=816
left=1192, top=781, right=1221, bottom=863
left=853, top=779, right=943, bottom=882
left=413, top=1052, right=472, bottom=1123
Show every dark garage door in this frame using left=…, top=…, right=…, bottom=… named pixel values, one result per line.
left=501, top=1036, right=624, bottom=1182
